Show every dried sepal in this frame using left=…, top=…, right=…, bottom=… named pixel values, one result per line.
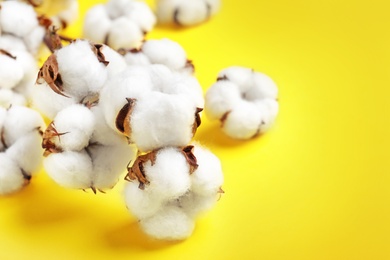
left=92, top=44, right=109, bottom=66
left=42, top=122, right=66, bottom=156
left=0, top=126, right=7, bottom=150
left=185, top=59, right=195, bottom=72
left=192, top=107, right=203, bottom=135
left=220, top=110, right=231, bottom=127
left=37, top=54, right=68, bottom=97
left=181, top=145, right=198, bottom=174
left=38, top=15, right=53, bottom=29
left=216, top=74, right=228, bottom=81
left=125, top=151, right=157, bottom=190
left=0, top=49, right=16, bottom=60
left=116, top=98, right=136, bottom=137
left=80, top=93, right=100, bottom=108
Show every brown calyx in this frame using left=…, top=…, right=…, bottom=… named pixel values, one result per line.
left=42, top=122, right=67, bottom=157
left=0, top=49, right=16, bottom=60
left=192, top=107, right=203, bottom=135
left=92, top=44, right=109, bottom=66
left=116, top=98, right=136, bottom=137
left=220, top=110, right=231, bottom=127
left=37, top=54, right=68, bottom=97
left=125, top=151, right=157, bottom=190
left=181, top=145, right=198, bottom=174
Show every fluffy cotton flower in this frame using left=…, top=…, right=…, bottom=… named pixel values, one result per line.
left=124, top=144, right=224, bottom=240
left=122, top=38, right=194, bottom=74
left=83, top=0, right=156, bottom=50
left=0, top=1, right=45, bottom=54
left=205, top=66, right=279, bottom=139
left=156, top=0, right=221, bottom=26
left=0, top=105, right=44, bottom=195
left=100, top=64, right=204, bottom=152
left=33, top=39, right=126, bottom=119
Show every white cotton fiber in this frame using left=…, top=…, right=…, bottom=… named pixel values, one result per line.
left=100, top=44, right=127, bottom=78
left=222, top=101, right=264, bottom=139
left=217, top=66, right=254, bottom=93
left=124, top=1, right=156, bottom=32
left=123, top=51, right=150, bottom=66
left=140, top=205, right=195, bottom=240
left=23, top=25, right=45, bottom=55
left=175, top=192, right=219, bottom=218
left=0, top=54, right=24, bottom=89
left=124, top=181, right=164, bottom=219
left=83, top=5, right=111, bottom=44
left=32, top=81, right=78, bottom=120
left=0, top=153, right=25, bottom=195
left=90, top=105, right=128, bottom=146
left=0, top=35, right=27, bottom=52
left=0, top=1, right=38, bottom=38
left=44, top=150, right=93, bottom=189
left=55, top=40, right=108, bottom=99
left=6, top=131, right=43, bottom=175
left=0, top=89, right=26, bottom=108
left=249, top=72, right=279, bottom=100
left=130, top=93, right=195, bottom=152
left=190, top=144, right=224, bottom=196
left=108, top=17, right=143, bottom=50
left=143, top=147, right=191, bottom=200
left=2, top=106, right=45, bottom=146
left=204, top=80, right=241, bottom=120
left=88, top=143, right=137, bottom=190
left=142, top=39, right=189, bottom=72
left=52, top=104, right=95, bottom=151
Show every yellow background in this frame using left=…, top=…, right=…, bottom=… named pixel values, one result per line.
left=1, top=0, right=390, bottom=259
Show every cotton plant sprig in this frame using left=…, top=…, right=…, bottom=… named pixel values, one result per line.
left=155, top=0, right=221, bottom=26
left=205, top=66, right=279, bottom=139
left=124, top=143, right=224, bottom=240
left=0, top=105, right=44, bottom=195
left=83, top=0, right=156, bottom=50
left=0, top=48, right=38, bottom=107
left=119, top=38, right=194, bottom=74
left=0, top=1, right=46, bottom=55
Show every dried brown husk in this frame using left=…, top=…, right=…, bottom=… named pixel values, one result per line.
left=37, top=54, right=68, bottom=97
left=125, top=151, right=157, bottom=190
left=91, top=44, right=109, bottom=66
left=116, top=98, right=136, bottom=137
left=42, top=122, right=66, bottom=156
left=0, top=49, right=16, bottom=60
left=181, top=145, right=198, bottom=174
left=192, top=107, right=203, bottom=135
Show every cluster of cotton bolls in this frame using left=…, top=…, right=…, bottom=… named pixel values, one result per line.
left=0, top=1, right=45, bottom=55
left=124, top=144, right=223, bottom=240
left=33, top=39, right=137, bottom=193
left=98, top=52, right=225, bottom=239
left=155, top=0, right=221, bottom=26
left=120, top=38, right=194, bottom=74
left=0, top=105, right=45, bottom=195
left=205, top=66, right=279, bottom=139
left=83, top=0, right=156, bottom=50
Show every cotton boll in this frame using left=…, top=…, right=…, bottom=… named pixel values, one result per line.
left=12, top=50, right=38, bottom=99
left=168, top=72, right=204, bottom=107
left=0, top=89, right=26, bottom=108
left=0, top=54, right=24, bottom=89
left=22, top=25, right=45, bottom=55
left=190, top=144, right=224, bottom=196
left=130, top=93, right=196, bottom=152
left=0, top=153, right=25, bottom=195
left=83, top=5, right=112, bottom=44
left=2, top=106, right=45, bottom=146
left=124, top=179, right=164, bottom=219
left=6, top=131, right=43, bottom=175
left=175, top=192, right=219, bottom=218
left=88, top=143, right=137, bottom=190
left=0, top=1, right=38, bottom=38
left=55, top=40, right=108, bottom=98
left=204, top=80, right=241, bottom=120
left=54, top=0, right=79, bottom=28
left=107, top=17, right=144, bottom=50
left=105, top=0, right=128, bottom=18
left=140, top=205, right=195, bottom=240
left=222, top=101, right=264, bottom=139
left=142, top=39, right=188, bottom=72
left=44, top=150, right=93, bottom=189
left=52, top=104, right=95, bottom=151
left=143, top=147, right=191, bottom=200
left=32, top=82, right=77, bottom=120
left=124, top=1, right=156, bottom=32
left=254, top=100, right=279, bottom=134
